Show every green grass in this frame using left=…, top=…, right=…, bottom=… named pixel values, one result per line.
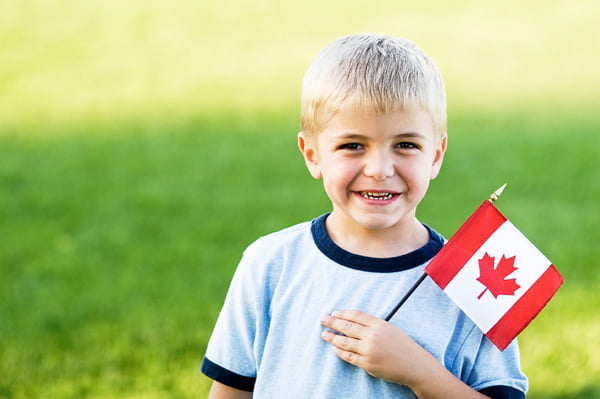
left=0, top=114, right=324, bottom=398
left=1, top=110, right=599, bottom=398
left=1, top=0, right=599, bottom=397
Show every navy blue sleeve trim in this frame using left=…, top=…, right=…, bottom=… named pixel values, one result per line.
left=479, top=386, right=525, bottom=399
left=201, top=357, right=256, bottom=392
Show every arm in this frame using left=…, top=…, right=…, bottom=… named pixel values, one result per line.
left=208, top=381, right=253, bottom=399
left=320, top=310, right=490, bottom=399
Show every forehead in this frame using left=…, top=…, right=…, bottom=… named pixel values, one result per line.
left=321, top=106, right=436, bottom=139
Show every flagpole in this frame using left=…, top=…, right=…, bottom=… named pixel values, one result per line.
left=384, top=272, right=427, bottom=321
left=384, top=184, right=508, bottom=322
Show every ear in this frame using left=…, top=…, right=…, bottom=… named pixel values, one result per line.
left=298, top=132, right=322, bottom=179
left=430, top=132, right=447, bottom=180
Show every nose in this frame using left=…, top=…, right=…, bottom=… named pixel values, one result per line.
left=363, top=149, right=395, bottom=181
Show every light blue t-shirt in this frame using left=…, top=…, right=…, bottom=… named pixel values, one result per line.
left=202, top=214, right=528, bottom=398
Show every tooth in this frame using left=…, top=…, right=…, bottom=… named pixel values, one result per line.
left=361, top=192, right=392, bottom=200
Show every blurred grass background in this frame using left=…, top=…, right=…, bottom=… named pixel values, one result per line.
left=1, top=0, right=599, bottom=398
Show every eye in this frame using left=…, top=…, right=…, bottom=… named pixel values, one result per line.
left=396, top=142, right=419, bottom=150
left=338, top=143, right=363, bottom=151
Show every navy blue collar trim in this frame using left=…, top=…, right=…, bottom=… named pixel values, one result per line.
left=310, top=213, right=444, bottom=273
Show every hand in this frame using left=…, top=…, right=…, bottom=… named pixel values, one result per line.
left=320, top=310, right=433, bottom=387
left=320, top=310, right=491, bottom=398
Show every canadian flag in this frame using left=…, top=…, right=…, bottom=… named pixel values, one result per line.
left=425, top=200, right=564, bottom=351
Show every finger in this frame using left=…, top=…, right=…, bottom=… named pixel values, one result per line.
left=332, top=346, right=360, bottom=366
left=320, top=314, right=366, bottom=338
left=321, top=329, right=360, bottom=353
left=331, top=310, right=379, bottom=327
left=321, top=331, right=364, bottom=368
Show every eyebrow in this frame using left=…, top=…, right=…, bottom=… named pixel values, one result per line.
left=335, top=132, right=427, bottom=140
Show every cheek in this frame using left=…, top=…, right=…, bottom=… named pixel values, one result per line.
left=403, top=161, right=434, bottom=188
left=321, top=161, right=357, bottom=192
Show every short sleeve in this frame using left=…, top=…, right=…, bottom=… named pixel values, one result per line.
left=201, top=248, right=264, bottom=389
left=479, top=385, right=525, bottom=399
left=461, top=333, right=528, bottom=394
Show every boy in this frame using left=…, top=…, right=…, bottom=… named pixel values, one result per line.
left=201, top=33, right=528, bottom=398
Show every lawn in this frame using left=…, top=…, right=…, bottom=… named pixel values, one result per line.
left=1, top=1, right=599, bottom=398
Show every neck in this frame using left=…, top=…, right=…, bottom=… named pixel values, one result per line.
left=325, top=214, right=430, bottom=258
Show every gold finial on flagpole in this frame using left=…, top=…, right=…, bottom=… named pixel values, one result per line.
left=489, top=183, right=507, bottom=202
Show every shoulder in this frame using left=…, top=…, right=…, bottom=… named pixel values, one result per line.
left=242, top=219, right=314, bottom=259
left=234, top=218, right=316, bottom=283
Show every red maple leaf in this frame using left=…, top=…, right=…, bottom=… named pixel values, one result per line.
left=476, top=252, right=521, bottom=300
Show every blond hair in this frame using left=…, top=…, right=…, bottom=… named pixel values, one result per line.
left=301, top=34, right=447, bottom=138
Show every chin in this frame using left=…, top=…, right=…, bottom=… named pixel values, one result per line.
left=354, top=215, right=399, bottom=231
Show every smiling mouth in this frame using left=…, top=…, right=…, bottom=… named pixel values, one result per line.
left=360, top=191, right=394, bottom=200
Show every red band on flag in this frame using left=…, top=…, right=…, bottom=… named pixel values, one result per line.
left=425, top=201, right=506, bottom=289
left=486, top=264, right=564, bottom=351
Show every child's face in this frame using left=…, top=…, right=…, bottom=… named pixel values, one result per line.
left=299, top=106, right=447, bottom=236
